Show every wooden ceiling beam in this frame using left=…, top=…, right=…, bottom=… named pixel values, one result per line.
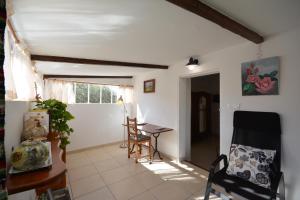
left=166, top=0, right=264, bottom=44
left=43, top=75, right=133, bottom=79
left=31, top=55, right=169, bottom=69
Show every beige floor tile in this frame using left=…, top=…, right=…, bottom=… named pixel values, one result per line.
left=75, top=187, right=116, bottom=200
left=130, top=191, right=157, bottom=200
left=68, top=165, right=98, bottom=182
left=186, top=193, right=222, bottom=200
left=149, top=182, right=191, bottom=200
left=86, top=151, right=113, bottom=163
left=122, top=162, right=147, bottom=175
left=101, top=144, right=122, bottom=153
left=134, top=170, right=164, bottom=189
left=67, top=156, right=91, bottom=170
left=71, top=174, right=106, bottom=198
left=100, top=166, right=132, bottom=185
left=67, top=145, right=212, bottom=200
left=168, top=174, right=207, bottom=194
left=94, top=159, right=121, bottom=173
left=108, top=177, right=147, bottom=200
left=107, top=147, right=128, bottom=157
left=67, top=152, right=87, bottom=161
left=113, top=154, right=134, bottom=166
left=84, top=147, right=105, bottom=154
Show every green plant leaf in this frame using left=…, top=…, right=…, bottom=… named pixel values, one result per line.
left=270, top=70, right=278, bottom=77
left=259, top=75, right=264, bottom=79
left=271, top=77, right=278, bottom=81
left=36, top=99, right=75, bottom=149
left=243, top=83, right=256, bottom=93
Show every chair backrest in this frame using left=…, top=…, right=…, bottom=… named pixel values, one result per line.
left=232, top=111, right=281, bottom=170
left=127, top=117, right=138, bottom=138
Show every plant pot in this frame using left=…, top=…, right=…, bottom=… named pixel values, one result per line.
left=61, top=147, right=66, bottom=163
left=47, top=132, right=58, bottom=141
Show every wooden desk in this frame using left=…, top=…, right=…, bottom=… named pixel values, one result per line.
left=6, top=140, right=67, bottom=195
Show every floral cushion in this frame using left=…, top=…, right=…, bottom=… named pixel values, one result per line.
left=226, top=144, right=276, bottom=188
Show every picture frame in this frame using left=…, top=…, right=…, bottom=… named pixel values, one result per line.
left=241, top=56, right=280, bottom=96
left=144, top=79, right=155, bottom=93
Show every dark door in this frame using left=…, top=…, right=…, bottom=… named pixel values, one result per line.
left=191, top=92, right=211, bottom=139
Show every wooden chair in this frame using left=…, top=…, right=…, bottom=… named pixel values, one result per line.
left=127, top=117, right=152, bottom=163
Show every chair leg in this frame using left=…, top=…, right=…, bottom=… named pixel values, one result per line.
left=204, top=179, right=212, bottom=200
left=135, top=142, right=140, bottom=163
left=279, top=174, right=285, bottom=200
left=127, top=139, right=130, bottom=158
left=149, top=140, right=152, bottom=164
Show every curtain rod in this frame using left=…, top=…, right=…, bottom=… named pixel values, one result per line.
left=44, top=78, right=134, bottom=88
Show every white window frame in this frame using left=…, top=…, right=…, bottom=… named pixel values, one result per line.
left=75, top=83, right=118, bottom=104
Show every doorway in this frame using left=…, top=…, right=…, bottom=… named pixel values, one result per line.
left=190, top=73, right=220, bottom=170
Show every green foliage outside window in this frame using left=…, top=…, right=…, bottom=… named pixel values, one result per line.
left=75, top=83, right=119, bottom=104
left=75, top=83, right=88, bottom=103
left=101, top=86, right=112, bottom=103
left=89, top=84, right=100, bottom=103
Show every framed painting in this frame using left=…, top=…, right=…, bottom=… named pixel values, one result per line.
left=144, top=79, right=155, bottom=93
left=241, top=56, right=280, bottom=96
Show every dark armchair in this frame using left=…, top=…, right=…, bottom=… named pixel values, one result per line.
left=204, top=111, right=285, bottom=200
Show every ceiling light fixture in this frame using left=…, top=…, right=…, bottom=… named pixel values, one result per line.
left=185, top=57, right=199, bottom=70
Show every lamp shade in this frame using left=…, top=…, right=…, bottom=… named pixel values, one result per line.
left=186, top=57, right=199, bottom=70
left=117, top=95, right=124, bottom=104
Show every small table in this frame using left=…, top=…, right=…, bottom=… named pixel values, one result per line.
left=6, top=140, right=67, bottom=195
left=138, top=124, right=172, bottom=159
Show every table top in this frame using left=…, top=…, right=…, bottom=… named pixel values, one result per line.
left=6, top=140, right=66, bottom=195
left=124, top=123, right=173, bottom=134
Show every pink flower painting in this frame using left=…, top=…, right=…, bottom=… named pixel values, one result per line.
left=241, top=57, right=279, bottom=96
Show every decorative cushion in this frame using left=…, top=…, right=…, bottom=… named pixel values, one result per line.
left=226, top=144, right=276, bottom=188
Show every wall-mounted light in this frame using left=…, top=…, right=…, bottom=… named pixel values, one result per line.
left=185, top=57, right=199, bottom=70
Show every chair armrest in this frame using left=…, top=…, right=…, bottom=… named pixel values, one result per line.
left=269, top=163, right=283, bottom=193
left=209, top=154, right=228, bottom=175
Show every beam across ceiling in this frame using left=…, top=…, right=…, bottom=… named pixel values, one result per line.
left=43, top=75, right=133, bottom=79
left=166, top=0, right=264, bottom=44
left=31, top=55, right=169, bottom=69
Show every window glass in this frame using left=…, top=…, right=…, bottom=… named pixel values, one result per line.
left=101, top=86, right=111, bottom=103
left=75, top=83, right=88, bottom=103
left=89, top=84, right=100, bottom=103
left=111, top=86, right=118, bottom=103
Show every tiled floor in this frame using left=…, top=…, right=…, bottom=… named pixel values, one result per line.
left=66, top=143, right=222, bottom=200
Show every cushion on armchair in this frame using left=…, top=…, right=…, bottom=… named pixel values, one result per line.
left=226, top=144, right=276, bottom=189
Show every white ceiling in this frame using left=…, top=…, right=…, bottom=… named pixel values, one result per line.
left=11, top=0, right=300, bottom=76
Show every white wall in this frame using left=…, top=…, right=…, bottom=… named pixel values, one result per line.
left=133, top=28, right=300, bottom=199
left=5, top=101, right=37, bottom=200
left=67, top=103, right=132, bottom=151
left=5, top=101, right=30, bottom=163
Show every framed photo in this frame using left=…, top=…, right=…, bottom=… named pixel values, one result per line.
left=144, top=79, right=155, bottom=93
left=241, top=56, right=280, bottom=96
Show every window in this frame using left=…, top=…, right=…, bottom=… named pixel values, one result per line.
left=101, top=86, right=111, bottom=103
left=89, top=84, right=101, bottom=103
left=75, top=83, right=120, bottom=104
left=75, top=83, right=88, bottom=103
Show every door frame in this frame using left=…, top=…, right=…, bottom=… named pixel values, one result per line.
left=178, top=70, right=220, bottom=162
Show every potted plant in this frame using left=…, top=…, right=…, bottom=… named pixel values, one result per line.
left=36, top=99, right=74, bottom=162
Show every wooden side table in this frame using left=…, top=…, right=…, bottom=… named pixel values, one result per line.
left=6, top=140, right=67, bottom=195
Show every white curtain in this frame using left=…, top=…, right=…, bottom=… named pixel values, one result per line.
left=118, top=86, right=133, bottom=103
left=4, top=28, right=43, bottom=100
left=44, top=79, right=75, bottom=104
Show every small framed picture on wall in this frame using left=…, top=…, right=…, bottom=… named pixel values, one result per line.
left=144, top=79, right=155, bottom=93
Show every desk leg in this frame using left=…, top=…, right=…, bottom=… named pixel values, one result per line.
left=152, top=133, right=162, bottom=159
